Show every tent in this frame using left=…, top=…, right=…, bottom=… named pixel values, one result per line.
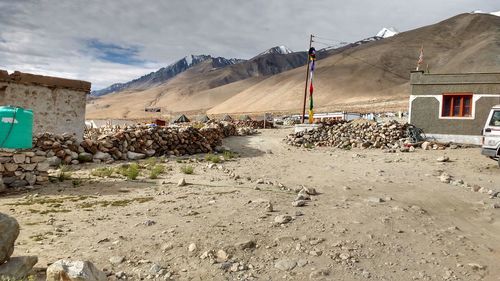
left=171, top=114, right=190, bottom=123
left=198, top=115, right=210, bottom=123
left=221, top=114, right=233, bottom=121
left=239, top=115, right=252, bottom=121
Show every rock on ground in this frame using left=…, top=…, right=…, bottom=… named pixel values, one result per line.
left=274, top=259, right=297, bottom=271
left=0, top=256, right=38, bottom=279
left=127, top=151, right=146, bottom=160
left=46, top=260, right=107, bottom=281
left=178, top=178, right=187, bottom=187
left=274, top=215, right=292, bottom=224
left=0, top=212, right=20, bottom=264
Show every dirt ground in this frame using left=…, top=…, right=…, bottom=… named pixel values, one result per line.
left=1, top=128, right=500, bottom=281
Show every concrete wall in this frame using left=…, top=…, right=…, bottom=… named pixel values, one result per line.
left=0, top=71, right=91, bottom=140
left=409, top=71, right=500, bottom=141
left=410, top=96, right=499, bottom=135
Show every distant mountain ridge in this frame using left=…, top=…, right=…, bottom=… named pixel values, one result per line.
left=253, top=45, right=294, bottom=58
left=86, top=13, right=500, bottom=119
left=91, top=55, right=243, bottom=96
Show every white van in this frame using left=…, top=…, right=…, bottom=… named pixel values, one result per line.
left=482, top=105, right=500, bottom=166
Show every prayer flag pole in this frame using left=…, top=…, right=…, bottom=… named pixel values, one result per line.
left=301, top=34, right=314, bottom=124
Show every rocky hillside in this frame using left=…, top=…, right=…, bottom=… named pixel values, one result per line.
left=86, top=47, right=310, bottom=119
left=207, top=13, right=500, bottom=115
left=91, top=55, right=243, bottom=96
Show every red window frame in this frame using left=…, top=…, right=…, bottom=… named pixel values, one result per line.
left=441, top=93, right=473, bottom=117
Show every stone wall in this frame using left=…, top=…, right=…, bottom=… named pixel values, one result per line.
left=0, top=151, right=49, bottom=191
left=0, top=70, right=91, bottom=141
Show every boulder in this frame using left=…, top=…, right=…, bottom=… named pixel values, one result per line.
left=93, top=152, right=111, bottom=161
left=0, top=256, right=38, bottom=279
left=0, top=213, right=20, bottom=264
left=46, top=260, right=107, bottom=281
left=78, top=152, right=93, bottom=163
left=46, top=157, right=61, bottom=167
left=126, top=151, right=146, bottom=160
left=0, top=177, right=5, bottom=193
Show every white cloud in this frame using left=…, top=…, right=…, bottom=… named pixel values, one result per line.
left=0, top=0, right=498, bottom=89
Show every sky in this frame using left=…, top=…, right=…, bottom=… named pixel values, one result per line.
left=0, top=0, right=498, bottom=90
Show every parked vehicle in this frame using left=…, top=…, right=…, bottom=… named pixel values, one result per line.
left=481, top=105, right=500, bottom=166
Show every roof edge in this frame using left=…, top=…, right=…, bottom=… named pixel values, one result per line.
left=0, top=70, right=91, bottom=92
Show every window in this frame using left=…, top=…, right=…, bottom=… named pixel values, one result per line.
left=442, top=93, right=473, bottom=117
left=489, top=111, right=500, bottom=126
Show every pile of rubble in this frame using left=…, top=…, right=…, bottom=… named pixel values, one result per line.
left=0, top=151, right=50, bottom=191
left=286, top=120, right=410, bottom=149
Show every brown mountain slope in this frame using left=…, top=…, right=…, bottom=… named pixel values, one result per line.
left=208, top=13, right=500, bottom=114
left=87, top=13, right=500, bottom=119
left=86, top=52, right=306, bottom=119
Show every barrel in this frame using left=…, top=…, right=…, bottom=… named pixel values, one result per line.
left=0, top=106, right=33, bottom=149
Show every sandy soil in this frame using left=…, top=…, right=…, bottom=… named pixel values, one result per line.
left=2, top=128, right=500, bottom=281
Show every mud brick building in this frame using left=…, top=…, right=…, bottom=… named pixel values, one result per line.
left=0, top=70, right=91, bottom=140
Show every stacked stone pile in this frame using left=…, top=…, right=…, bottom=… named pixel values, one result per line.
left=199, top=127, right=224, bottom=147
left=0, top=151, right=50, bottom=190
left=84, top=125, right=216, bottom=159
left=34, top=133, right=86, bottom=165
left=286, top=120, right=410, bottom=149
left=233, top=120, right=274, bottom=129
left=205, top=121, right=237, bottom=137
left=28, top=124, right=245, bottom=165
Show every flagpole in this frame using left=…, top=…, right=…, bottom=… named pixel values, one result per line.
left=301, top=34, right=314, bottom=124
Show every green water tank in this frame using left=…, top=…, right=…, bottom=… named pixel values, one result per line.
left=0, top=106, right=33, bottom=149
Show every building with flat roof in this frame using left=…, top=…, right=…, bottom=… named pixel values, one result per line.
left=409, top=71, right=500, bottom=144
left=0, top=70, right=91, bottom=140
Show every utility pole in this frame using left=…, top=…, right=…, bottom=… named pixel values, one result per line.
left=302, top=34, right=314, bottom=124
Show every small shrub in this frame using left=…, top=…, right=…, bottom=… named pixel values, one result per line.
left=72, top=179, right=83, bottom=188
left=149, top=164, right=165, bottom=179
left=59, top=164, right=71, bottom=173
left=126, top=163, right=140, bottom=180
left=205, top=154, right=221, bottom=163
left=144, top=157, right=158, bottom=167
left=223, top=151, right=237, bottom=160
left=91, top=167, right=114, bottom=177
left=180, top=165, right=194, bottom=174
left=57, top=165, right=72, bottom=182
left=116, top=163, right=140, bottom=180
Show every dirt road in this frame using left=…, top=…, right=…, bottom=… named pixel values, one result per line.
left=1, top=128, right=499, bottom=280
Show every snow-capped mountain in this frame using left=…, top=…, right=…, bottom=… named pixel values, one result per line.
left=471, top=10, right=500, bottom=17
left=254, top=46, right=293, bottom=58
left=376, top=27, right=399, bottom=38
left=91, top=55, right=242, bottom=96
